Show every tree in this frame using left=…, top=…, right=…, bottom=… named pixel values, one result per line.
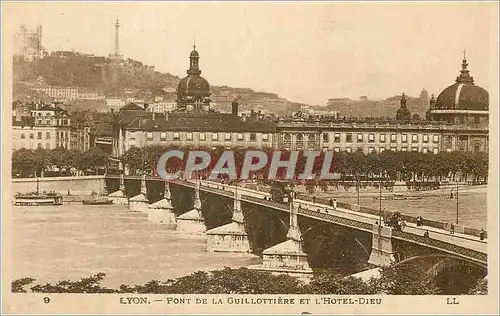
left=81, top=147, right=109, bottom=174
left=369, top=263, right=439, bottom=295
left=306, top=272, right=376, bottom=294
left=12, top=149, right=37, bottom=177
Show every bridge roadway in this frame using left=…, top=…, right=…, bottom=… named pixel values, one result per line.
left=106, top=175, right=487, bottom=265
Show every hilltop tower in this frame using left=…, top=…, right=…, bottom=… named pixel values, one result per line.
left=110, top=18, right=123, bottom=61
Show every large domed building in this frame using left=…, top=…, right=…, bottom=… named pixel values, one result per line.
left=428, top=54, right=489, bottom=127
left=426, top=54, right=489, bottom=152
left=175, top=45, right=212, bottom=112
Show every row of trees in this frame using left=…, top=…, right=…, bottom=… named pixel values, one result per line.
left=11, top=147, right=109, bottom=178
left=12, top=264, right=487, bottom=295
left=121, top=145, right=488, bottom=184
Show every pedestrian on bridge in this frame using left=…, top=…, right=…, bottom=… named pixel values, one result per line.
left=333, top=199, right=337, bottom=210
left=450, top=222, right=455, bottom=235
left=416, top=216, right=423, bottom=227
left=480, top=229, right=485, bottom=241
left=312, top=196, right=316, bottom=204
left=423, top=230, right=430, bottom=238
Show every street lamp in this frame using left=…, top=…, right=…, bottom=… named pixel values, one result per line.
left=379, top=174, right=383, bottom=225
left=456, top=181, right=459, bottom=225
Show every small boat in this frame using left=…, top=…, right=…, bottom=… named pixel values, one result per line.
left=14, top=192, right=63, bottom=206
left=14, top=177, right=63, bottom=206
left=82, top=197, right=113, bottom=205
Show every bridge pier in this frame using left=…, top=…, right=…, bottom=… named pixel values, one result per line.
left=206, top=188, right=251, bottom=253
left=368, top=224, right=395, bottom=267
left=129, top=174, right=149, bottom=213
left=249, top=191, right=313, bottom=281
left=108, top=173, right=128, bottom=205
left=176, top=180, right=206, bottom=234
left=148, top=181, right=176, bottom=228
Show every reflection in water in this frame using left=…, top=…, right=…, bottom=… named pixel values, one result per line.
left=12, top=204, right=261, bottom=288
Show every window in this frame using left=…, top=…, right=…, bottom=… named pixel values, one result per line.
left=401, top=147, right=407, bottom=152
left=130, top=132, right=136, bottom=141
left=322, top=133, right=329, bottom=142
left=37, top=120, right=42, bottom=125
left=474, top=116, right=481, bottom=124
left=390, top=134, right=397, bottom=143
left=199, top=132, right=206, bottom=141
left=21, top=133, right=25, bottom=139
left=334, top=133, right=340, bottom=143
left=422, top=148, right=428, bottom=154
left=380, top=134, right=386, bottom=143
left=173, top=132, right=180, bottom=140
left=186, top=132, right=193, bottom=141
left=433, top=148, right=439, bottom=154
left=357, top=133, right=363, bottom=143
left=334, top=147, right=340, bottom=152
left=412, top=134, right=418, bottom=143
left=146, top=132, right=153, bottom=140
left=224, top=133, right=231, bottom=141
left=37, top=143, right=42, bottom=149
left=423, top=134, right=429, bottom=143
left=45, top=143, right=50, bottom=150
left=262, top=133, right=269, bottom=141
left=237, top=133, right=244, bottom=141
left=345, top=147, right=352, bottom=153
left=357, top=147, right=363, bottom=152
left=346, top=133, right=352, bottom=143
left=380, top=147, right=385, bottom=153
left=160, top=132, right=167, bottom=141
left=368, top=147, right=375, bottom=153
left=401, top=134, right=407, bottom=143
left=433, top=135, right=439, bottom=143
left=412, top=147, right=419, bottom=152
left=212, top=133, right=219, bottom=141
left=46, top=132, right=51, bottom=139
left=296, top=134, right=303, bottom=141
left=308, top=134, right=315, bottom=142
left=250, top=133, right=256, bottom=141
left=37, top=132, right=42, bottom=140
left=390, top=146, right=397, bottom=151
left=30, top=133, right=34, bottom=139
left=368, top=133, right=375, bottom=142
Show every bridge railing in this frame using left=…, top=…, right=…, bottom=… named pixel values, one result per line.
left=108, top=175, right=486, bottom=239
left=297, top=194, right=487, bottom=239
left=392, top=230, right=487, bottom=264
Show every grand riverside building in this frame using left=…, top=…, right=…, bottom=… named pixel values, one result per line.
left=109, top=50, right=488, bottom=158
left=113, top=45, right=276, bottom=157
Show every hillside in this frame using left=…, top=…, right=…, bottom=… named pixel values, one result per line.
left=324, top=97, right=429, bottom=119
left=13, top=52, right=428, bottom=117
left=13, top=52, right=308, bottom=115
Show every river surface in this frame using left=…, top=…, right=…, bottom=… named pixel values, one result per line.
left=11, top=204, right=261, bottom=288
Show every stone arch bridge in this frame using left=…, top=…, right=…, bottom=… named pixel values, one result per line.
left=105, top=174, right=487, bottom=279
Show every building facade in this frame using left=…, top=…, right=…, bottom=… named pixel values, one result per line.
left=12, top=104, right=73, bottom=150
left=109, top=50, right=488, bottom=160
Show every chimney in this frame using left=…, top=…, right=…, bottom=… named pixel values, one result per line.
left=231, top=101, right=239, bottom=116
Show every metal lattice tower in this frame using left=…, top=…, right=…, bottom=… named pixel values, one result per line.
left=114, top=19, right=120, bottom=58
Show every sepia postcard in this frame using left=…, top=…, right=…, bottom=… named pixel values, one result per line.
left=1, top=1, right=499, bottom=314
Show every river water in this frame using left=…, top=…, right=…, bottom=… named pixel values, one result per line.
left=11, top=204, right=261, bottom=288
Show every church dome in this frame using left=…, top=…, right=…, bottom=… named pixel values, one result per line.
left=176, top=45, right=211, bottom=103
left=177, top=75, right=211, bottom=97
left=434, top=57, right=489, bottom=111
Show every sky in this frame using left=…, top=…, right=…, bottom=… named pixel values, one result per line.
left=4, top=2, right=498, bottom=105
